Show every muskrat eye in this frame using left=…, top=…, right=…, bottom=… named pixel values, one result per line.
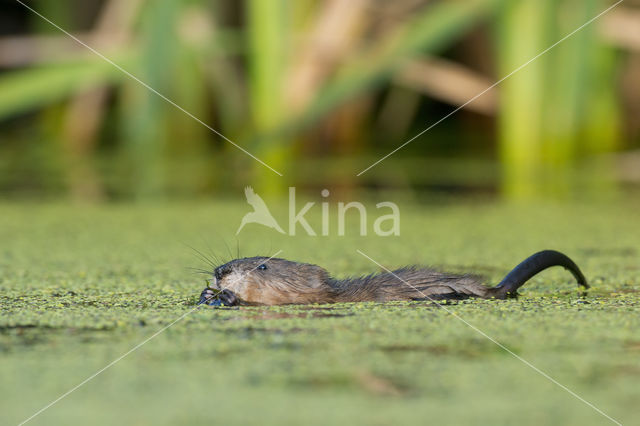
left=258, top=264, right=267, bottom=270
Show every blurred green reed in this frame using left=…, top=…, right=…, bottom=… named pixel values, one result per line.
left=497, top=0, right=622, bottom=199
left=0, top=0, right=633, bottom=199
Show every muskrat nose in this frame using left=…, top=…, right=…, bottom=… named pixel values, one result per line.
left=214, top=267, right=224, bottom=280
left=214, top=265, right=232, bottom=280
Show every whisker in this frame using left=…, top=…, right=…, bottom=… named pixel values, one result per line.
left=185, top=266, right=213, bottom=275
left=182, top=242, right=216, bottom=269
left=185, top=245, right=212, bottom=267
left=222, top=239, right=234, bottom=260
left=201, top=235, right=222, bottom=265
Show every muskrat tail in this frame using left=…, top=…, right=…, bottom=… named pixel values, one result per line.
left=490, top=250, right=589, bottom=299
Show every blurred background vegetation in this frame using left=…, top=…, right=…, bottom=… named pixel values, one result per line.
left=0, top=0, right=639, bottom=201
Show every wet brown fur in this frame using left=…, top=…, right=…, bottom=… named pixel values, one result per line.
left=209, top=257, right=496, bottom=306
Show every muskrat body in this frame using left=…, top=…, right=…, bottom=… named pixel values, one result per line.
left=197, top=250, right=588, bottom=306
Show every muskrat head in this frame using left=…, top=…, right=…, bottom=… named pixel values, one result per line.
left=207, top=257, right=332, bottom=306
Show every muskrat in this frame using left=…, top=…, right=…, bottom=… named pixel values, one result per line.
left=197, top=250, right=588, bottom=306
